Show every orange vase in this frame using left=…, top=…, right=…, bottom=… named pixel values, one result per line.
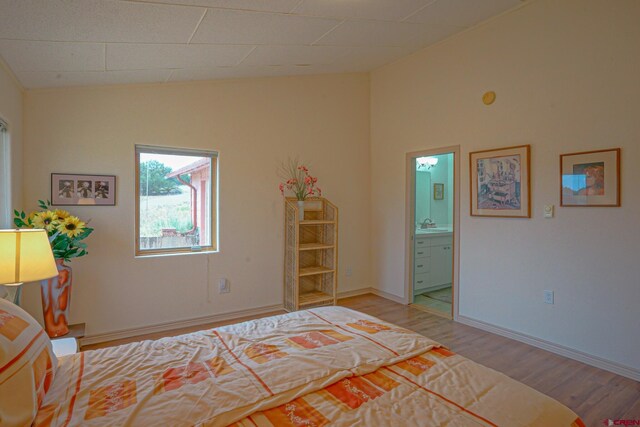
left=40, top=259, right=72, bottom=338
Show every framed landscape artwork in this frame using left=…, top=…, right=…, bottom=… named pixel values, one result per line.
left=560, top=148, right=620, bottom=207
left=51, top=173, right=116, bottom=206
left=470, top=145, right=531, bottom=218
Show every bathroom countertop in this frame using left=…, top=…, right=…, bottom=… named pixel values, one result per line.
left=415, top=228, right=453, bottom=237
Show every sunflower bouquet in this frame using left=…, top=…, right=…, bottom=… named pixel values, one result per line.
left=13, top=200, right=94, bottom=262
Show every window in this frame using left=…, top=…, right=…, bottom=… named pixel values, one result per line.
left=135, top=145, right=218, bottom=256
left=0, top=119, right=10, bottom=228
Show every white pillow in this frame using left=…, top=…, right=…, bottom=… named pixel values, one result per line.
left=0, top=297, right=58, bottom=426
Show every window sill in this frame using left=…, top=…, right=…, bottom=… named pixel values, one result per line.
left=135, top=249, right=219, bottom=259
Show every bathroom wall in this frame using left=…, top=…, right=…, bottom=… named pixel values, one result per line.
left=447, top=154, right=454, bottom=224
left=415, top=170, right=431, bottom=226
left=415, top=154, right=451, bottom=228
left=429, top=154, right=450, bottom=227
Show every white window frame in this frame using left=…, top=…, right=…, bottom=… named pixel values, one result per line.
left=0, top=119, right=11, bottom=228
left=135, top=144, right=218, bottom=257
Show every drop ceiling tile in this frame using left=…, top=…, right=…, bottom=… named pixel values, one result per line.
left=314, top=20, right=427, bottom=47
left=0, top=40, right=104, bottom=71
left=409, top=23, right=467, bottom=47
left=404, top=0, right=521, bottom=27
left=169, top=66, right=302, bottom=81
left=16, top=69, right=172, bottom=89
left=107, top=44, right=254, bottom=70
left=130, top=0, right=300, bottom=13
left=313, top=62, right=377, bottom=73
left=190, top=9, right=341, bottom=45
left=336, top=46, right=417, bottom=70
left=170, top=63, right=370, bottom=82
left=292, top=0, right=430, bottom=21
left=0, top=0, right=521, bottom=87
left=0, top=0, right=204, bottom=43
left=241, top=45, right=349, bottom=66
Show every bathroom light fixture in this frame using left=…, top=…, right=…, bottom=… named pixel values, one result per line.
left=416, top=156, right=439, bottom=170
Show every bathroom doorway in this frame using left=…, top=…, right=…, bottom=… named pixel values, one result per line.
left=405, top=146, right=460, bottom=319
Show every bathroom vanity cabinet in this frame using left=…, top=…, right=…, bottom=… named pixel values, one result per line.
left=414, top=233, right=453, bottom=294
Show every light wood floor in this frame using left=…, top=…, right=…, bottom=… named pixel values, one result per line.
left=82, top=293, right=640, bottom=426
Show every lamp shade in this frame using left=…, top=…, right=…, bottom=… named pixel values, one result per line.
left=0, top=229, right=58, bottom=285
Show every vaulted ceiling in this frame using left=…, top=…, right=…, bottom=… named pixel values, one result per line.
left=0, top=0, right=523, bottom=89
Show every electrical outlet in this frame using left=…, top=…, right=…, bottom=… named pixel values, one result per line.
left=544, top=290, right=554, bottom=304
left=219, top=278, right=230, bottom=294
left=345, top=267, right=353, bottom=277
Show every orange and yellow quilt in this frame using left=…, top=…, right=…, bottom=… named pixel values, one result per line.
left=35, top=307, right=583, bottom=426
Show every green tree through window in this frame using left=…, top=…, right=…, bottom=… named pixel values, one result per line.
left=139, top=160, right=182, bottom=196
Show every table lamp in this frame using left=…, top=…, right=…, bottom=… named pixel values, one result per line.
left=0, top=229, right=58, bottom=306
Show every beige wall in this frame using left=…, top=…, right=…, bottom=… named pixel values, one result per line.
left=21, top=73, right=371, bottom=336
left=371, top=0, right=640, bottom=370
left=15, top=0, right=639, bottom=373
left=0, top=61, right=23, bottom=226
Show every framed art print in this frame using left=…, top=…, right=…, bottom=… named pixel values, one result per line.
left=470, top=145, right=531, bottom=218
left=560, top=148, right=620, bottom=207
left=51, top=173, right=116, bottom=206
left=433, top=183, right=444, bottom=200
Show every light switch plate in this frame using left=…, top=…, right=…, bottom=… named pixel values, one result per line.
left=544, top=205, right=554, bottom=218
left=219, top=278, right=230, bottom=294
left=544, top=290, right=554, bottom=304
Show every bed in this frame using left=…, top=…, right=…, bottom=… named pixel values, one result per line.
left=1, top=299, right=584, bottom=426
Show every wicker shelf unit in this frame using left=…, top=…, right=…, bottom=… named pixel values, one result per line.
left=284, top=197, right=338, bottom=312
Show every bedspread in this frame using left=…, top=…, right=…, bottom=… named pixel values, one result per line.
left=233, top=347, right=585, bottom=427
left=35, top=307, right=442, bottom=426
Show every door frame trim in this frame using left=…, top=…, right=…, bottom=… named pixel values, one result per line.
left=404, top=145, right=460, bottom=320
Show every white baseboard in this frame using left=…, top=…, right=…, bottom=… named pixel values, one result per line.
left=337, top=287, right=376, bottom=299
left=457, top=315, right=640, bottom=382
left=369, top=288, right=406, bottom=305
left=83, top=289, right=383, bottom=347
left=80, top=304, right=284, bottom=346
left=338, top=287, right=406, bottom=305
left=82, top=291, right=638, bottom=382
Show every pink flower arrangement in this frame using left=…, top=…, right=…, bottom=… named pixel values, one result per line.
left=278, top=159, right=322, bottom=201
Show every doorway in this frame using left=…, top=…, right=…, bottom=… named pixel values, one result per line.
left=405, top=146, right=460, bottom=319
